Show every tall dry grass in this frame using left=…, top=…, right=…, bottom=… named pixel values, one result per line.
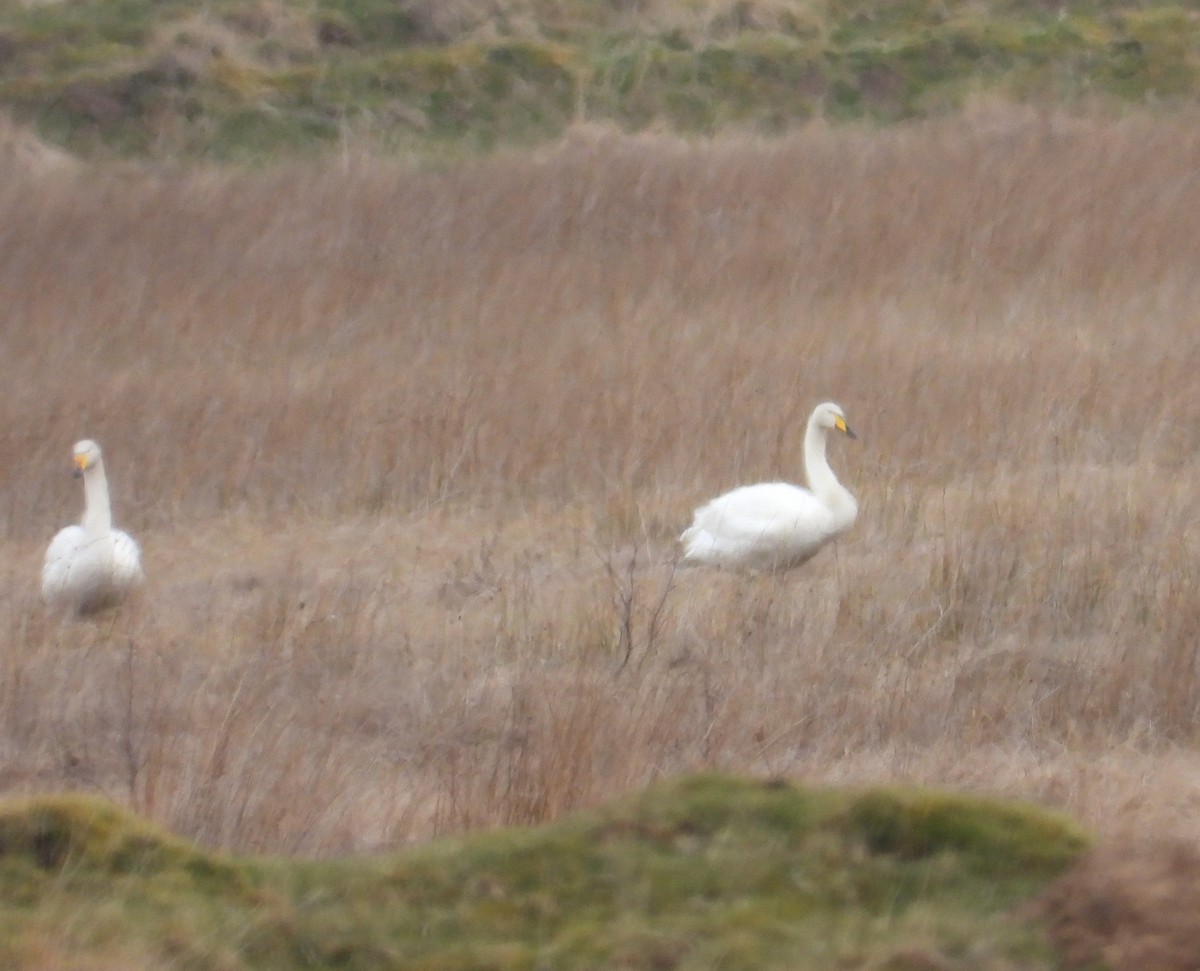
left=4, top=106, right=1200, bottom=855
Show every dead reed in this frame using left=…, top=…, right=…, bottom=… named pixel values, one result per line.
left=3, top=106, right=1200, bottom=855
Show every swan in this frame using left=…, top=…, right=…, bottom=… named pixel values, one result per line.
left=42, top=439, right=144, bottom=615
left=680, top=402, right=858, bottom=571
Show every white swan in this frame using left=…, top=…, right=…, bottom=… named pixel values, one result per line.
left=680, top=402, right=858, bottom=571
left=42, top=439, right=144, bottom=615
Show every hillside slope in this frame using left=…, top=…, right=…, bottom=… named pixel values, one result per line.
left=1, top=0, right=1198, bottom=159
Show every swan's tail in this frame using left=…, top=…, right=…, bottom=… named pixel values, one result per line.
left=678, top=525, right=719, bottom=566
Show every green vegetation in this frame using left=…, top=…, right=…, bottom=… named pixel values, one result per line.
left=0, top=0, right=1198, bottom=159
left=0, top=774, right=1087, bottom=969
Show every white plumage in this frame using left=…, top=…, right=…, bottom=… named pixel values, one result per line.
left=680, top=402, right=858, bottom=571
left=42, top=439, right=144, bottom=615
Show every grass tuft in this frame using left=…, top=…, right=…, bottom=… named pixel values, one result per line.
left=839, top=788, right=1088, bottom=876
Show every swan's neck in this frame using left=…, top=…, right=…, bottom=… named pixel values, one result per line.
left=804, top=422, right=857, bottom=524
left=81, top=461, right=113, bottom=535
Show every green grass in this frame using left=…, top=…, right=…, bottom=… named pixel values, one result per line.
left=0, top=774, right=1088, bottom=970
left=1, top=0, right=1200, bottom=159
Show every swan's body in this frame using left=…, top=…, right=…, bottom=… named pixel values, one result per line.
left=680, top=402, right=858, bottom=571
left=42, top=440, right=144, bottom=615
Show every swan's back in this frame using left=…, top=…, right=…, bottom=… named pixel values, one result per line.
left=42, top=526, right=141, bottom=614
left=42, top=534, right=143, bottom=615
left=681, top=482, right=846, bottom=571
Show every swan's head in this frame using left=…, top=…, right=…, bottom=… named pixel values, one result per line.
left=71, top=439, right=103, bottom=478
left=812, top=402, right=857, bottom=440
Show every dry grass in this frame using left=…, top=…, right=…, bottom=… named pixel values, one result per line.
left=1038, top=838, right=1200, bottom=970
left=3, top=105, right=1200, bottom=857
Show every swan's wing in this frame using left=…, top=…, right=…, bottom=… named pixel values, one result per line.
left=691, top=483, right=834, bottom=539
left=111, top=530, right=144, bottom=589
left=42, top=525, right=87, bottom=599
left=681, top=482, right=838, bottom=569
left=697, top=483, right=828, bottom=525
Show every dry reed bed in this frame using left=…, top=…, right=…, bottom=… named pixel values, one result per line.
left=3, top=108, right=1200, bottom=855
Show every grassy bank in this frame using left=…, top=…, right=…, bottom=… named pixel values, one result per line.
left=1, top=0, right=1199, bottom=159
left=0, top=774, right=1087, bottom=970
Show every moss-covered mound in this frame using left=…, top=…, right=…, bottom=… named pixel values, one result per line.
left=0, top=774, right=1088, bottom=970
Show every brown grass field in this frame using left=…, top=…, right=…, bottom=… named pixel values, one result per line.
left=3, top=105, right=1200, bottom=863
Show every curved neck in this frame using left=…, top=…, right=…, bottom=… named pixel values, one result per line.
left=804, top=421, right=839, bottom=500
left=81, top=460, right=113, bottom=534
left=804, top=419, right=856, bottom=524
